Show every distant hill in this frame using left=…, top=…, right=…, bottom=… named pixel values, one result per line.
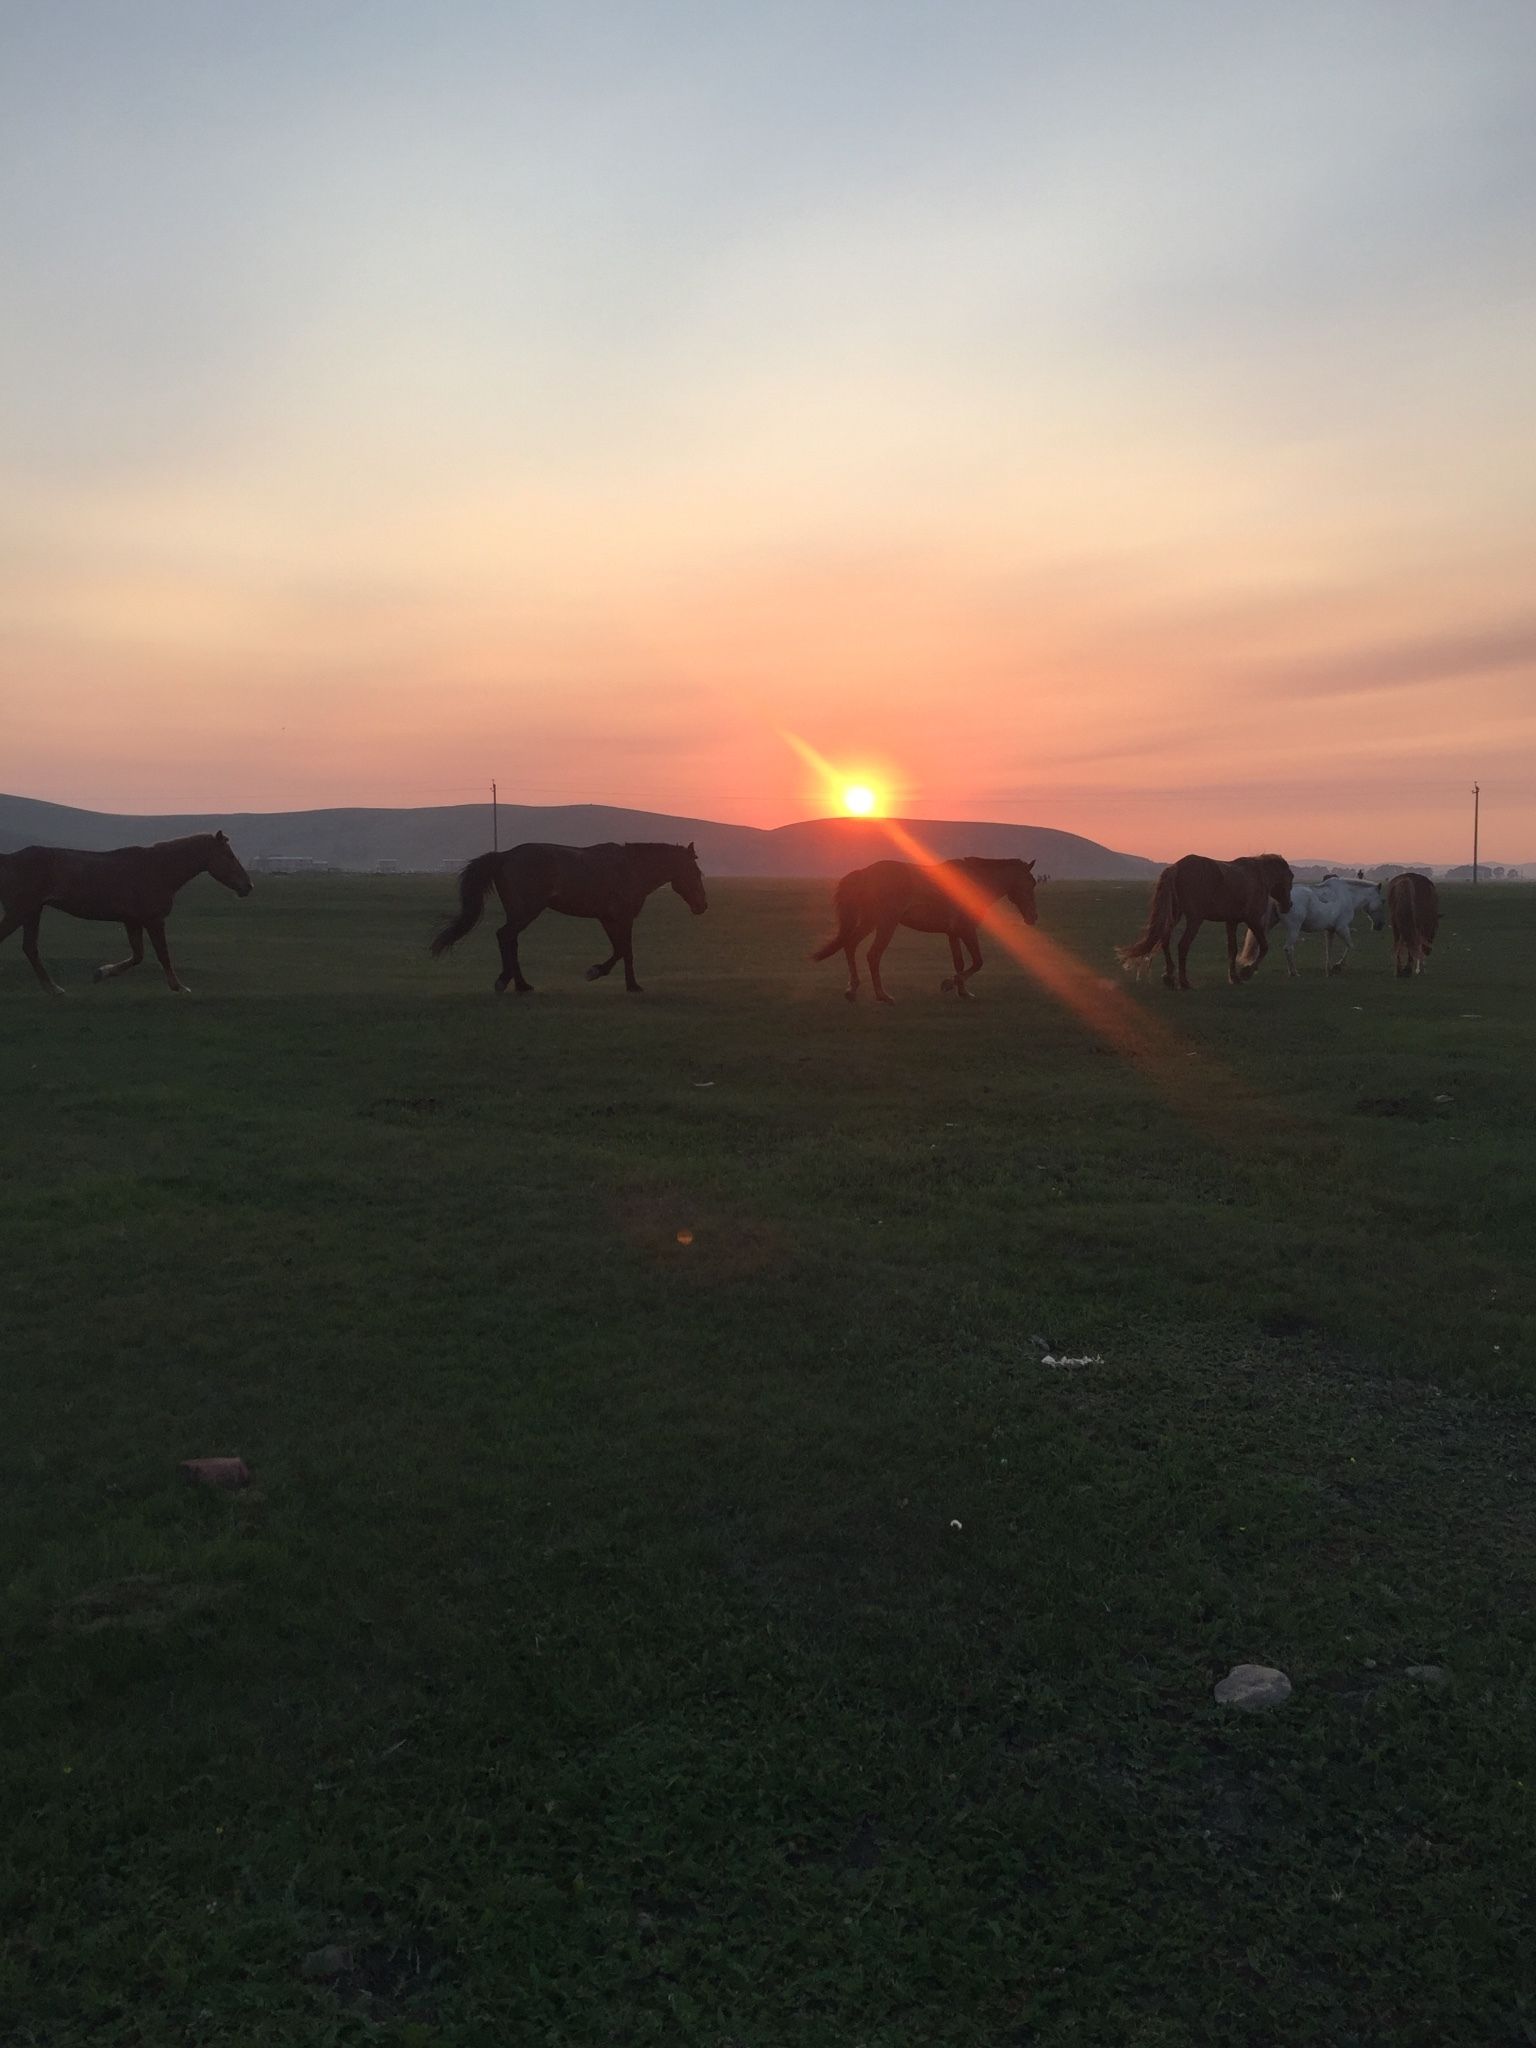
left=0, top=793, right=1159, bottom=880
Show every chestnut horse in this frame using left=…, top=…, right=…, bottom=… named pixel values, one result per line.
left=430, top=841, right=707, bottom=993
left=810, top=856, right=1040, bottom=1003
left=1118, top=853, right=1292, bottom=990
left=1387, top=871, right=1439, bottom=977
left=0, top=832, right=253, bottom=995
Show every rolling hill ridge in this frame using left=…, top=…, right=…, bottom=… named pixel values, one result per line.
left=0, top=794, right=1159, bottom=879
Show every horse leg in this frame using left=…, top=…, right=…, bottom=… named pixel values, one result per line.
left=94, top=922, right=145, bottom=983
left=585, top=917, right=625, bottom=981
left=1329, top=926, right=1351, bottom=975
left=1237, top=919, right=1268, bottom=981
left=21, top=914, right=66, bottom=995
left=841, top=922, right=873, bottom=1001
left=956, top=928, right=984, bottom=999
left=494, top=915, right=538, bottom=993
left=1225, top=921, right=1240, bottom=984
left=144, top=917, right=189, bottom=993
left=616, top=919, right=644, bottom=993
left=1161, top=922, right=1179, bottom=989
left=866, top=920, right=899, bottom=1005
left=1175, top=918, right=1200, bottom=990
left=0, top=908, right=22, bottom=959
left=940, top=931, right=966, bottom=994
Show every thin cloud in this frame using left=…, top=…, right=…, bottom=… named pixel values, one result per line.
left=1270, top=620, right=1536, bottom=698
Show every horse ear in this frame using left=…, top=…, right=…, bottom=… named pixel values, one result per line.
left=687, top=841, right=696, bottom=857
left=217, top=830, right=228, bottom=843
left=1025, top=858, right=1036, bottom=870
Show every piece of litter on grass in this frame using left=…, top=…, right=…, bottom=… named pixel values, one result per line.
left=692, top=1081, right=715, bottom=1088
left=675, top=1229, right=694, bottom=1246
left=949, top=1519, right=962, bottom=1531
left=1434, top=1094, right=1452, bottom=1103
left=1042, top=1354, right=1102, bottom=1369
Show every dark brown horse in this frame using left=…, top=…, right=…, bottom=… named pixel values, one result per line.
left=811, top=856, right=1040, bottom=1003
left=1118, top=853, right=1293, bottom=989
left=1387, top=871, right=1439, bottom=977
left=430, top=841, right=708, bottom=993
left=0, top=833, right=253, bottom=995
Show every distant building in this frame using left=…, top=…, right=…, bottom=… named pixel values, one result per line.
left=248, top=855, right=335, bottom=875
left=373, top=860, right=401, bottom=875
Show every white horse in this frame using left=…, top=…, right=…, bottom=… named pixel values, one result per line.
left=1239, top=876, right=1385, bottom=977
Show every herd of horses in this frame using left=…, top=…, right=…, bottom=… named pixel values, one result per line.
left=0, top=832, right=1442, bottom=998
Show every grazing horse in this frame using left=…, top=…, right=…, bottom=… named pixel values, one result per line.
left=1118, top=853, right=1293, bottom=989
left=430, top=841, right=707, bottom=993
left=810, top=856, right=1040, bottom=1004
left=0, top=832, right=253, bottom=995
left=1238, top=875, right=1385, bottom=977
left=1387, top=871, right=1439, bottom=977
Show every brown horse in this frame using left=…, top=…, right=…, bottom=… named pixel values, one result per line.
left=1387, top=871, right=1439, bottom=977
left=0, top=833, right=253, bottom=995
left=430, top=841, right=708, bottom=993
left=1118, top=853, right=1292, bottom=989
left=810, top=856, right=1040, bottom=1003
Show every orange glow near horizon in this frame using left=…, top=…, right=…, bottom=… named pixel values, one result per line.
left=842, top=783, right=877, bottom=816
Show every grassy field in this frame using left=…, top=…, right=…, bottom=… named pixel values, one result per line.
left=3, top=875, right=1533, bottom=2046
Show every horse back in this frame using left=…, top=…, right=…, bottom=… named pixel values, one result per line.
left=1170, top=853, right=1267, bottom=920
left=0, top=843, right=176, bottom=920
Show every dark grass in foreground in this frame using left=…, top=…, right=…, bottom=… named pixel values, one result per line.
left=2, top=879, right=1533, bottom=2046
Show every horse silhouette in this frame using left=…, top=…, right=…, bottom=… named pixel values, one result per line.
left=1386, top=872, right=1439, bottom=977
left=1118, top=853, right=1292, bottom=989
left=430, top=841, right=707, bottom=993
left=0, top=833, right=252, bottom=995
left=811, top=856, right=1039, bottom=1003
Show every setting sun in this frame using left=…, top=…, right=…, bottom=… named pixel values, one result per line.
left=842, top=784, right=878, bottom=817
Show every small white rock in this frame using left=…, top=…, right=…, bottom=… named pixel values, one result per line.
left=1214, top=1663, right=1292, bottom=1710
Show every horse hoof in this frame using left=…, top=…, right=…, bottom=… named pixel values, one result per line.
left=584, top=966, right=605, bottom=982
left=875, top=995, right=896, bottom=1006
left=92, top=966, right=108, bottom=984
left=626, top=985, right=645, bottom=995
left=843, top=990, right=858, bottom=1003
left=939, top=977, right=953, bottom=992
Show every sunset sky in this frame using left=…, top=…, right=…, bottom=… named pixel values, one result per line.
left=4, top=1, right=1534, bottom=860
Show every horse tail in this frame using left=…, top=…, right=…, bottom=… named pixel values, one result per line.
left=430, top=851, right=502, bottom=955
left=810, top=873, right=863, bottom=960
left=1117, top=865, right=1179, bottom=967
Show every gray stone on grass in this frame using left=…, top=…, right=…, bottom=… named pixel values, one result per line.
left=1404, top=1664, right=1449, bottom=1688
left=1214, top=1663, right=1292, bottom=1710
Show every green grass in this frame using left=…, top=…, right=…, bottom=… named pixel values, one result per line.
left=3, top=877, right=1533, bottom=2046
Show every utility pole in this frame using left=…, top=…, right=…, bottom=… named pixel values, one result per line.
left=1472, top=781, right=1479, bottom=884
left=492, top=780, right=499, bottom=852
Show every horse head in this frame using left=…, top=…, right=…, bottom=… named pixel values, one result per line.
left=1364, top=882, right=1386, bottom=931
left=206, top=831, right=254, bottom=897
left=1260, top=854, right=1294, bottom=913
left=1006, top=857, right=1040, bottom=926
left=670, top=842, right=708, bottom=916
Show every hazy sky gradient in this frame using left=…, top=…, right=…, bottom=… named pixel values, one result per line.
left=4, top=0, right=1534, bottom=857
